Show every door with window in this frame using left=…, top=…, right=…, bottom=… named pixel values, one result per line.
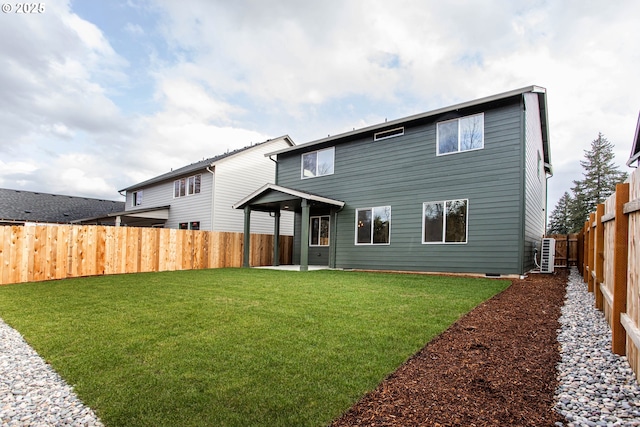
left=309, top=215, right=330, bottom=265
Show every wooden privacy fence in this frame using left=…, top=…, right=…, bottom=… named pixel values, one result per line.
left=545, top=234, right=579, bottom=267
left=0, top=225, right=293, bottom=286
left=580, top=166, right=640, bottom=378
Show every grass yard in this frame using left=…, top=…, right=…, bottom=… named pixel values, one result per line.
left=0, top=268, right=509, bottom=427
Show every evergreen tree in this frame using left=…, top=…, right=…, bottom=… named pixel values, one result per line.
left=547, top=192, right=573, bottom=234
left=568, top=132, right=627, bottom=232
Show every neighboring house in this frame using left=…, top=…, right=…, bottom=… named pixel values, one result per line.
left=234, top=86, right=552, bottom=276
left=0, top=188, right=124, bottom=226
left=628, top=111, right=640, bottom=168
left=108, top=136, right=294, bottom=233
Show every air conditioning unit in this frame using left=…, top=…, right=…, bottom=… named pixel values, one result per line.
left=540, top=238, right=555, bottom=273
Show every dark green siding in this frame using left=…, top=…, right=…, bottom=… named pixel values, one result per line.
left=279, top=98, right=534, bottom=275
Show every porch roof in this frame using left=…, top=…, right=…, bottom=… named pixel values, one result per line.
left=72, top=205, right=170, bottom=227
left=232, top=183, right=344, bottom=213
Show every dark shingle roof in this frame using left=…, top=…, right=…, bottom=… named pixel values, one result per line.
left=0, top=188, right=125, bottom=224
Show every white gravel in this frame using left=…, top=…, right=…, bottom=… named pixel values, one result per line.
left=555, top=268, right=640, bottom=427
left=0, top=318, right=103, bottom=427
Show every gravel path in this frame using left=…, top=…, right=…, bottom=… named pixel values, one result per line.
left=0, top=318, right=103, bottom=427
left=555, top=268, right=640, bottom=426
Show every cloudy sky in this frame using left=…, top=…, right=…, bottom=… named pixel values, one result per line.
left=1, top=0, right=638, bottom=212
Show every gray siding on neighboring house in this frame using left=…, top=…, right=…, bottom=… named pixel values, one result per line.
left=523, top=92, right=547, bottom=271
left=125, top=172, right=214, bottom=229
left=278, top=98, right=529, bottom=274
left=122, top=137, right=294, bottom=234
left=213, top=139, right=294, bottom=234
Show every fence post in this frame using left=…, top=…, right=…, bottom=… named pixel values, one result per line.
left=612, top=183, right=630, bottom=355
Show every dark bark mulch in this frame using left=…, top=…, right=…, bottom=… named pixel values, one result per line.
left=331, top=270, right=568, bottom=427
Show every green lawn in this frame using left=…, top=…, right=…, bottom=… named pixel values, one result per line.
left=0, top=268, right=509, bottom=427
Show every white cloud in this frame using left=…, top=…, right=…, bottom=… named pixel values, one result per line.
left=124, top=22, right=145, bottom=36
left=1, top=0, right=639, bottom=208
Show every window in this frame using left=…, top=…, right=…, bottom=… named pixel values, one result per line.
left=302, top=147, right=334, bottom=178
left=423, top=199, right=468, bottom=244
left=132, top=190, right=142, bottom=207
left=355, top=206, right=391, bottom=245
left=174, top=174, right=201, bottom=198
left=180, top=221, right=200, bottom=230
left=374, top=127, right=404, bottom=141
left=188, top=175, right=201, bottom=195
left=174, top=179, right=185, bottom=198
left=437, top=113, right=484, bottom=155
left=310, top=216, right=330, bottom=246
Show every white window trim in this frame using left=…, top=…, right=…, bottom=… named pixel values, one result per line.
left=354, top=206, right=391, bottom=246
left=309, top=215, right=330, bottom=247
left=301, top=147, right=335, bottom=179
left=178, top=221, right=200, bottom=230
left=132, top=190, right=142, bottom=207
left=422, top=199, right=469, bottom=245
left=173, top=174, right=202, bottom=198
left=374, top=127, right=404, bottom=141
left=436, top=113, right=484, bottom=156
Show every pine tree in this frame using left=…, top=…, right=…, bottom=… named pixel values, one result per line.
left=569, top=133, right=627, bottom=231
left=547, top=192, right=573, bottom=234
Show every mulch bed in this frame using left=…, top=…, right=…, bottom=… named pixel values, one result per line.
left=331, top=270, right=568, bottom=427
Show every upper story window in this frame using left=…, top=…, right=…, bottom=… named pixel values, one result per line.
left=423, top=199, right=468, bottom=244
left=302, top=147, right=334, bottom=179
left=174, top=174, right=201, bottom=198
left=374, top=127, right=404, bottom=141
left=437, top=113, right=484, bottom=156
left=132, top=190, right=143, bottom=207
left=355, top=206, right=391, bottom=245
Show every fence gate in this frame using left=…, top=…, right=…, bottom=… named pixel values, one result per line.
left=545, top=234, right=578, bottom=267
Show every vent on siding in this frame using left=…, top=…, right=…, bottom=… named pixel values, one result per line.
left=374, top=127, right=404, bottom=141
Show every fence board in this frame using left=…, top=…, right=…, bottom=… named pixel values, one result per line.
left=602, top=195, right=616, bottom=325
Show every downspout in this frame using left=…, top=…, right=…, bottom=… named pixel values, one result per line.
left=269, top=154, right=280, bottom=264
left=268, top=155, right=279, bottom=185
left=545, top=165, right=553, bottom=232
left=206, top=166, right=215, bottom=230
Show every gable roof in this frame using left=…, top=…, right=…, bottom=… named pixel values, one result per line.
left=232, top=183, right=345, bottom=212
left=121, top=135, right=295, bottom=192
left=0, top=188, right=125, bottom=224
left=266, top=85, right=551, bottom=173
left=627, top=111, right=640, bottom=167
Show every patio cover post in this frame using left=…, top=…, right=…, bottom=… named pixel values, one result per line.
left=273, top=210, right=280, bottom=266
left=243, top=206, right=251, bottom=268
left=300, top=199, right=310, bottom=271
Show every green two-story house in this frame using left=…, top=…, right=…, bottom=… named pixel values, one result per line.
left=234, top=86, right=552, bottom=276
